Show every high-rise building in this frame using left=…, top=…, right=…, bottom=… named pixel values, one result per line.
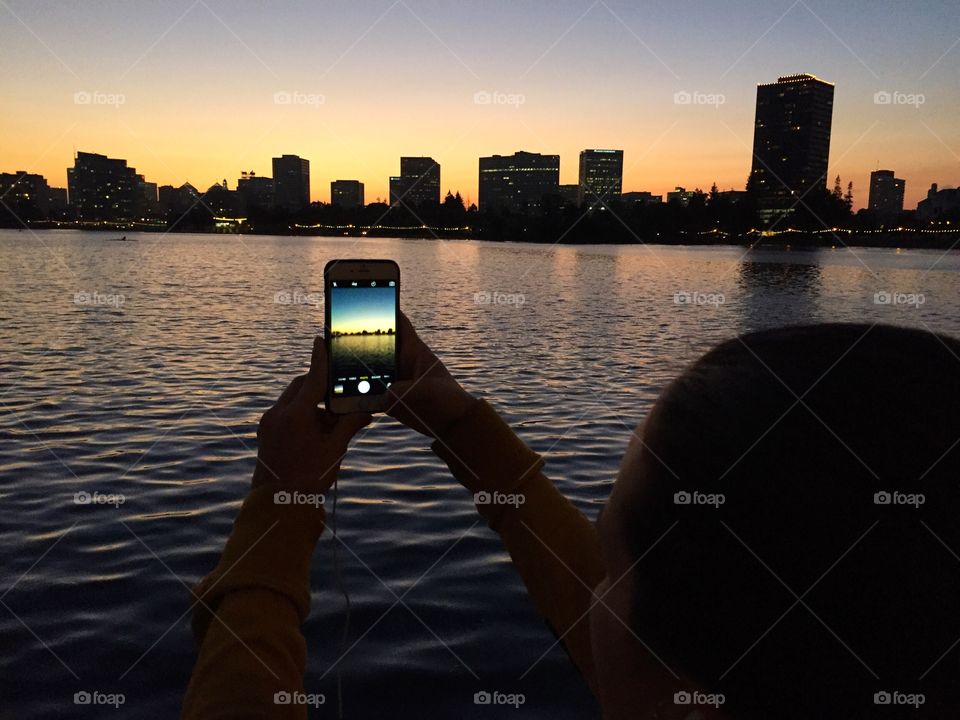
left=331, top=180, right=365, bottom=208
left=0, top=171, right=62, bottom=217
left=138, top=175, right=160, bottom=217
left=272, top=154, right=310, bottom=212
left=749, top=73, right=834, bottom=223
left=237, top=171, right=274, bottom=212
left=47, top=187, right=68, bottom=216
left=389, top=157, right=440, bottom=208
left=158, top=183, right=200, bottom=216
left=478, top=151, right=560, bottom=213
left=558, top=184, right=580, bottom=206
left=868, top=170, right=905, bottom=217
left=578, top=149, right=623, bottom=208
left=67, top=151, right=140, bottom=220
left=388, top=176, right=406, bottom=206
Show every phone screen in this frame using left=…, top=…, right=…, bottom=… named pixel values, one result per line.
left=328, top=277, right=398, bottom=401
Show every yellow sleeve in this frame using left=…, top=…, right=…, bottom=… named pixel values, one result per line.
left=431, top=399, right=605, bottom=697
left=182, top=485, right=327, bottom=719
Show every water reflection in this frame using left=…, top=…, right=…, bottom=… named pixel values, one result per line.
left=2, top=232, right=959, bottom=720
left=736, top=248, right=824, bottom=332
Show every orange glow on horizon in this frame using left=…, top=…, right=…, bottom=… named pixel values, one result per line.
left=1, top=2, right=956, bottom=212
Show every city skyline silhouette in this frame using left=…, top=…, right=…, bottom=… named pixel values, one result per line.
left=1, top=0, right=957, bottom=208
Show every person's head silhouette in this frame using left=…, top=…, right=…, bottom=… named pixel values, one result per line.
left=592, top=323, right=960, bottom=719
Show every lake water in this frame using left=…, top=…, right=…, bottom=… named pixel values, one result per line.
left=1, top=231, right=959, bottom=718
left=330, top=333, right=396, bottom=394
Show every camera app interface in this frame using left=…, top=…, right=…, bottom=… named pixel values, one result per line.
left=329, top=279, right=397, bottom=398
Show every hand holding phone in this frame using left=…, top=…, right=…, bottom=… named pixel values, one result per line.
left=325, top=259, right=400, bottom=414
left=384, top=312, right=476, bottom=438
left=253, top=336, right=372, bottom=490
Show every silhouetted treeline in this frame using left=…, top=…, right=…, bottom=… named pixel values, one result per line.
left=228, top=184, right=953, bottom=245
left=6, top=184, right=959, bottom=248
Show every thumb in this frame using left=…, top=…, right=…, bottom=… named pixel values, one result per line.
left=297, top=335, right=327, bottom=407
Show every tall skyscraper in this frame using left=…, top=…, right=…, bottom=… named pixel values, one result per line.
left=272, top=154, right=310, bottom=212
left=578, top=149, right=623, bottom=208
left=331, top=180, right=365, bottom=208
left=389, top=157, right=440, bottom=208
left=478, top=151, right=560, bottom=213
left=67, top=151, right=140, bottom=220
left=388, top=176, right=406, bottom=207
left=749, top=74, right=834, bottom=223
left=868, top=170, right=905, bottom=217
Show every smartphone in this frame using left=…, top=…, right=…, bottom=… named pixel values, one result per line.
left=324, top=259, right=400, bottom=414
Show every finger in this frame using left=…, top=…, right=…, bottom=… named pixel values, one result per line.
left=397, top=312, right=434, bottom=377
left=384, top=381, right=430, bottom=435
left=331, top=411, right=374, bottom=444
left=397, top=310, right=417, bottom=340
left=385, top=380, right=415, bottom=414
left=296, top=335, right=327, bottom=407
left=276, top=374, right=307, bottom=407
left=315, top=405, right=346, bottom=433
left=398, top=311, right=427, bottom=353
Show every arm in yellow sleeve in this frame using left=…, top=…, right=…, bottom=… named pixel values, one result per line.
left=182, top=485, right=326, bottom=719
left=430, top=399, right=605, bottom=698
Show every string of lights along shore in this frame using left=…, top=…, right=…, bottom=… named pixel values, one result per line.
left=1, top=73, right=957, bottom=233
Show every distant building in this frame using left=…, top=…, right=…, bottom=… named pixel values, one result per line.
left=331, top=180, right=365, bottom=208
left=272, top=155, right=310, bottom=212
left=0, top=171, right=63, bottom=217
left=667, top=187, right=696, bottom=207
left=717, top=190, right=749, bottom=203
left=390, top=157, right=440, bottom=208
left=158, top=183, right=200, bottom=216
left=47, top=187, right=68, bottom=215
left=868, top=170, right=905, bottom=218
left=578, top=149, right=623, bottom=208
left=621, top=191, right=662, bottom=206
left=204, top=180, right=243, bottom=218
left=749, top=73, right=834, bottom=223
left=237, top=172, right=274, bottom=212
left=558, top=184, right=580, bottom=206
left=388, top=177, right=405, bottom=207
left=138, top=175, right=159, bottom=217
left=917, top=183, right=960, bottom=222
left=67, top=151, right=140, bottom=220
left=478, top=151, right=560, bottom=213
left=158, top=185, right=177, bottom=213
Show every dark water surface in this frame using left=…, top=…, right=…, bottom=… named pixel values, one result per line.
left=1, top=231, right=958, bottom=718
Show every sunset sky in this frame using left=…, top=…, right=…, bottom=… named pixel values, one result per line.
left=330, top=286, right=397, bottom=335
left=1, top=0, right=957, bottom=210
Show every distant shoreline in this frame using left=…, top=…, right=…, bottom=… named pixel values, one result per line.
left=6, top=223, right=960, bottom=250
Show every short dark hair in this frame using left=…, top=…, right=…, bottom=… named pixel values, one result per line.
left=626, top=324, right=960, bottom=718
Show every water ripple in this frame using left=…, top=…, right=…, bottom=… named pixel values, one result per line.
left=1, top=232, right=958, bottom=718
